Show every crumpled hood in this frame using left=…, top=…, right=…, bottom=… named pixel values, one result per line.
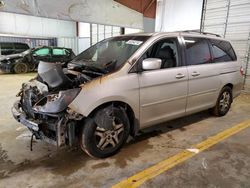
left=0, top=53, right=24, bottom=61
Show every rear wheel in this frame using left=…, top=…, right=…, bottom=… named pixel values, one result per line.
left=80, top=106, right=130, bottom=158
left=13, top=63, right=28, bottom=74
left=211, top=86, right=232, bottom=116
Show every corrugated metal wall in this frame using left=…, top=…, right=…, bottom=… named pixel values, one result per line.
left=201, top=0, right=250, bottom=92
left=0, top=36, right=57, bottom=49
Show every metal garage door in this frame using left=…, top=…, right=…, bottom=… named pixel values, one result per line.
left=201, top=0, right=250, bottom=92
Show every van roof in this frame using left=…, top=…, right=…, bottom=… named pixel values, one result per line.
left=122, top=31, right=226, bottom=41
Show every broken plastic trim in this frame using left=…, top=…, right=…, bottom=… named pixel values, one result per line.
left=33, top=88, right=81, bottom=113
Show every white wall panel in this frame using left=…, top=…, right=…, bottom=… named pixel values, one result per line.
left=125, top=28, right=143, bottom=34
left=57, top=37, right=78, bottom=54
left=155, top=0, right=203, bottom=32
left=79, top=23, right=90, bottom=38
left=78, top=38, right=91, bottom=53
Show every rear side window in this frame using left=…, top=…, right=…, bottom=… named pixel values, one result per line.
left=15, top=43, right=29, bottom=50
left=1, top=43, right=13, bottom=50
left=209, top=39, right=237, bottom=62
left=34, top=48, right=50, bottom=56
left=52, top=48, right=67, bottom=55
left=0, top=43, right=14, bottom=55
left=184, top=37, right=211, bottom=66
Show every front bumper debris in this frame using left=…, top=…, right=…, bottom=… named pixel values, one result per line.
left=12, top=101, right=39, bottom=131
left=12, top=100, right=62, bottom=147
left=0, top=62, right=11, bottom=73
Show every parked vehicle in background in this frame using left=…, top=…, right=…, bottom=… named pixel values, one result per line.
left=0, top=42, right=30, bottom=55
left=12, top=32, right=243, bottom=158
left=0, top=46, right=75, bottom=73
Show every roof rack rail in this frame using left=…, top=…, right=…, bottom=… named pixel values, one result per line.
left=182, top=30, right=221, bottom=37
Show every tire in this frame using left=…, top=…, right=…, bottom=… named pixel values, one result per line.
left=13, top=63, right=28, bottom=74
left=28, top=63, right=36, bottom=72
left=211, top=86, right=232, bottom=116
left=80, top=106, right=130, bottom=158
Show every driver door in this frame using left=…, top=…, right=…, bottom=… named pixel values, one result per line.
left=138, top=37, right=188, bottom=128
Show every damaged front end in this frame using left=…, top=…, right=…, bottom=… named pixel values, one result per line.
left=11, top=61, right=95, bottom=149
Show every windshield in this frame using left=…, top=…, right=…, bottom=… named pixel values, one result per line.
left=71, top=35, right=149, bottom=73
left=21, top=49, right=31, bottom=55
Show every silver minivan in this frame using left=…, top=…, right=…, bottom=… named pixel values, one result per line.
left=12, top=31, right=243, bottom=158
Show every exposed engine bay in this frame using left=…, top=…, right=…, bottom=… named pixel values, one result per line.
left=12, top=61, right=104, bottom=149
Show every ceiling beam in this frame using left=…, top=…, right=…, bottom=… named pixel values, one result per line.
left=143, top=0, right=156, bottom=14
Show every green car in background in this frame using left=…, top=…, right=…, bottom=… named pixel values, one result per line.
left=0, top=46, right=75, bottom=73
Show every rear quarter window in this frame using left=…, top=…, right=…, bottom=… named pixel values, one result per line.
left=209, top=39, right=237, bottom=62
left=52, top=48, right=67, bottom=55
left=184, top=37, right=212, bottom=66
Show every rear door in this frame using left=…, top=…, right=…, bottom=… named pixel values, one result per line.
left=138, top=37, right=188, bottom=128
left=184, top=37, right=220, bottom=114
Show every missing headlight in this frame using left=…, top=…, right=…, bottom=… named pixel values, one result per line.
left=33, top=88, right=81, bottom=114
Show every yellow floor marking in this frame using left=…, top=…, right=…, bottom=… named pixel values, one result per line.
left=112, top=119, right=250, bottom=188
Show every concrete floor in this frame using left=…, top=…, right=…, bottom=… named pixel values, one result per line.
left=0, top=73, right=250, bottom=188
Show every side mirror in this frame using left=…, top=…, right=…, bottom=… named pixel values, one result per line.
left=142, top=58, right=162, bottom=71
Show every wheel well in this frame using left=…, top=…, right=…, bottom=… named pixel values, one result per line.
left=224, top=83, right=233, bottom=89
left=223, top=83, right=234, bottom=102
left=88, top=101, right=137, bottom=136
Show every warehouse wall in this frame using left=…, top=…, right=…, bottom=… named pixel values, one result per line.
left=0, top=12, right=78, bottom=53
left=57, top=38, right=78, bottom=54
left=143, top=17, right=155, bottom=32
left=201, top=0, right=250, bottom=92
left=78, top=22, right=91, bottom=53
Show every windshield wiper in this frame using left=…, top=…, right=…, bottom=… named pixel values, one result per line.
left=84, top=64, right=108, bottom=74
left=103, top=60, right=117, bottom=72
left=81, top=70, right=104, bottom=76
left=73, top=59, right=107, bottom=73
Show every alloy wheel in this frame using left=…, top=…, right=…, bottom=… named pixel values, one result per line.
left=219, top=91, right=231, bottom=113
left=14, top=63, right=28, bottom=73
left=94, top=118, right=124, bottom=150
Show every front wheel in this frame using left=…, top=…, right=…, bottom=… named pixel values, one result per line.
left=13, top=63, right=28, bottom=74
left=211, top=86, right=232, bottom=116
left=80, top=106, right=130, bottom=158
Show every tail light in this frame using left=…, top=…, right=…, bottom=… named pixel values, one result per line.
left=240, top=66, right=244, bottom=76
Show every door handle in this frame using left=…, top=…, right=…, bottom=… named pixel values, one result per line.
left=175, top=73, right=185, bottom=79
left=191, top=71, right=200, bottom=77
